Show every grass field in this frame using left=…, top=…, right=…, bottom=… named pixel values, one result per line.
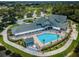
left=51, top=33, right=79, bottom=57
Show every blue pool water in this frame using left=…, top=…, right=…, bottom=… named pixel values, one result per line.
left=37, top=33, right=61, bottom=44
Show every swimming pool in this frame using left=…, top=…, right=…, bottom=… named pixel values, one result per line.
left=37, top=33, right=61, bottom=44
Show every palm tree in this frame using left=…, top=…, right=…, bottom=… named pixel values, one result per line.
left=43, top=39, right=45, bottom=44
left=42, top=39, right=45, bottom=54
left=50, top=42, right=52, bottom=50
left=57, top=35, right=59, bottom=41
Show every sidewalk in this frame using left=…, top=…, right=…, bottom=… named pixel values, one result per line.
left=1, top=24, right=78, bottom=56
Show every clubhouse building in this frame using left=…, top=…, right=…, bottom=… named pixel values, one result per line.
left=11, top=15, right=67, bottom=36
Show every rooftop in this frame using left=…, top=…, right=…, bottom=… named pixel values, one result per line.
left=48, top=15, right=67, bottom=30
left=11, top=15, right=67, bottom=35
left=12, top=23, right=43, bottom=35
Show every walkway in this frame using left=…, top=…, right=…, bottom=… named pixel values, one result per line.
left=1, top=24, right=78, bottom=56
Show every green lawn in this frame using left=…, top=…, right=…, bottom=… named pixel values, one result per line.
left=51, top=33, right=79, bottom=57
left=42, top=39, right=67, bottom=52
left=69, top=52, right=78, bottom=57
left=0, top=35, right=35, bottom=57
left=0, top=33, right=78, bottom=57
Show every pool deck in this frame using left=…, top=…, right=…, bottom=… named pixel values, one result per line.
left=32, top=35, right=43, bottom=48
left=9, top=30, right=66, bottom=48
left=33, top=31, right=65, bottom=47
left=1, top=23, right=78, bottom=56
left=10, top=30, right=65, bottom=41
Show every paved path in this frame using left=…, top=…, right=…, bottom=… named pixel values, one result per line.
left=66, top=50, right=74, bottom=57
left=65, top=24, right=78, bottom=57
left=1, top=24, right=78, bottom=56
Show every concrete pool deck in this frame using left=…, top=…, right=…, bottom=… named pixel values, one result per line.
left=33, top=34, right=43, bottom=48
left=35, top=33, right=62, bottom=46
left=9, top=30, right=65, bottom=41
left=33, top=31, right=65, bottom=48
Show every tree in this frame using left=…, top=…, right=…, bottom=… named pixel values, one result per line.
left=74, top=43, right=79, bottom=56
left=76, top=24, right=79, bottom=32
left=0, top=23, right=4, bottom=32
left=14, top=3, right=26, bottom=19
left=0, top=46, right=6, bottom=51
left=5, top=50, right=11, bottom=55
left=43, top=39, right=45, bottom=44
left=1, top=8, right=17, bottom=25
left=10, top=53, right=22, bottom=57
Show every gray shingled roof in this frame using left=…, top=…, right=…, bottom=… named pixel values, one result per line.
left=12, top=15, right=67, bottom=35
left=48, top=15, right=67, bottom=23
left=11, top=23, right=42, bottom=35
left=35, top=17, right=51, bottom=27
left=48, top=15, right=67, bottom=30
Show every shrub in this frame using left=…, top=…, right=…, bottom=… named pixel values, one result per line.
left=0, top=46, right=6, bottom=51
left=5, top=50, right=11, bottom=55
left=10, top=53, right=22, bottom=57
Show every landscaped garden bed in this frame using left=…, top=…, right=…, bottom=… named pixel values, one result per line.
left=23, top=19, right=33, bottom=23
left=8, top=38, right=26, bottom=47
left=0, top=35, right=34, bottom=57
